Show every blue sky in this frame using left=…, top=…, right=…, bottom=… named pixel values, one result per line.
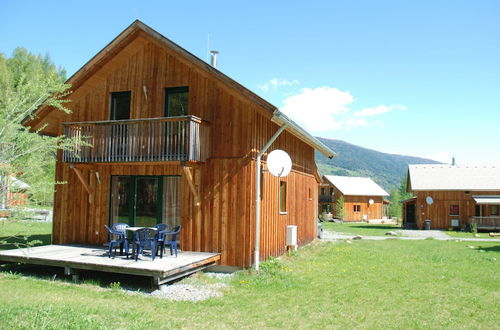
left=2, top=0, right=499, bottom=164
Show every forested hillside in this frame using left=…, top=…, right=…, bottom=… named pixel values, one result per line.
left=315, top=137, right=441, bottom=192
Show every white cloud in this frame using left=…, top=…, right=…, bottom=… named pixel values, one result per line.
left=423, top=152, right=451, bottom=163
left=354, top=104, right=407, bottom=117
left=281, top=87, right=354, bottom=132
left=259, top=78, right=299, bottom=92
left=280, top=86, right=406, bottom=133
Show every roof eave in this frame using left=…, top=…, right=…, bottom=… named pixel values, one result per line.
left=271, top=110, right=336, bottom=159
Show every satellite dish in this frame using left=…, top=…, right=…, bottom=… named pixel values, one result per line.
left=369, top=199, right=374, bottom=205
left=267, top=150, right=292, bottom=177
left=426, top=196, right=433, bottom=205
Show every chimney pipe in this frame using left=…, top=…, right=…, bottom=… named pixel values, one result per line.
left=210, top=50, right=219, bottom=68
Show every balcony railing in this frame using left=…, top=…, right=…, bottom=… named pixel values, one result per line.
left=319, top=195, right=334, bottom=203
left=63, top=116, right=210, bottom=163
left=468, top=216, right=500, bottom=230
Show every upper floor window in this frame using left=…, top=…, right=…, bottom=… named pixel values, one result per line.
left=491, top=205, right=499, bottom=216
left=165, top=87, right=188, bottom=117
left=353, top=205, right=361, bottom=213
left=329, top=188, right=334, bottom=195
left=111, top=91, right=131, bottom=120
left=320, top=188, right=325, bottom=195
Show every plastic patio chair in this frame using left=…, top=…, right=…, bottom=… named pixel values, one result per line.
left=158, top=225, right=181, bottom=258
left=104, top=223, right=129, bottom=258
left=132, top=227, right=159, bottom=261
left=154, top=223, right=168, bottom=231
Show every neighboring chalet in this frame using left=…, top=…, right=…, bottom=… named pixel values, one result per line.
left=323, top=175, right=389, bottom=221
left=319, top=181, right=335, bottom=215
left=403, top=165, right=500, bottom=230
left=22, top=20, right=335, bottom=268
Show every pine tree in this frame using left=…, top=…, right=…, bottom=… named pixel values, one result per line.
left=335, top=195, right=345, bottom=220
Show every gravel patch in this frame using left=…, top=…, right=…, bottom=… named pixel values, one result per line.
left=397, top=229, right=451, bottom=239
left=151, top=283, right=227, bottom=301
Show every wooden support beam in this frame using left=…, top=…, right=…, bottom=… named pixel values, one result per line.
left=70, top=164, right=92, bottom=203
left=182, top=166, right=200, bottom=206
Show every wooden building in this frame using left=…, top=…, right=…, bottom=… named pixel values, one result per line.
left=22, top=20, right=335, bottom=268
left=403, top=165, right=500, bottom=230
left=319, top=181, right=335, bottom=218
left=323, top=175, right=389, bottom=221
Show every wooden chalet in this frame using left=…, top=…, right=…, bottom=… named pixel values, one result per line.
left=403, top=165, right=500, bottom=230
left=21, top=20, right=335, bottom=269
left=323, top=175, right=389, bottom=221
left=319, top=181, right=335, bottom=216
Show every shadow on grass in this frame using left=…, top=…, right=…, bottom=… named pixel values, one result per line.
left=478, top=245, right=500, bottom=253
left=0, top=234, right=51, bottom=251
left=0, top=263, right=159, bottom=292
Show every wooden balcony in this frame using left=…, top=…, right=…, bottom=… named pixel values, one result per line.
left=63, top=116, right=210, bottom=163
left=468, top=216, right=500, bottom=230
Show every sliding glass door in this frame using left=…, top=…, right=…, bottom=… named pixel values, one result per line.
left=110, top=175, right=180, bottom=227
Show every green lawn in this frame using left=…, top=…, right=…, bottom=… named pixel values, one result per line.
left=0, top=221, right=499, bottom=328
left=0, top=220, right=52, bottom=250
left=322, top=221, right=402, bottom=236
left=445, top=231, right=497, bottom=239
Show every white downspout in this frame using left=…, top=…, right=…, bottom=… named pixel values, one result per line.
left=254, top=122, right=289, bottom=271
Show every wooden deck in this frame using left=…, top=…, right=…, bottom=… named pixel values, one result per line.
left=0, top=244, right=220, bottom=286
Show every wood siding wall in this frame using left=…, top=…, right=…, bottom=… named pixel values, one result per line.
left=329, top=186, right=384, bottom=221
left=49, top=31, right=320, bottom=268
left=405, top=190, right=500, bottom=229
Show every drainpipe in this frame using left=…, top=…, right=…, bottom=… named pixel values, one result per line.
left=254, top=122, right=289, bottom=271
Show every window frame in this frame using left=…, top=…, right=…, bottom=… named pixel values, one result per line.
left=449, top=204, right=460, bottom=216
left=110, top=91, right=131, bottom=120
left=353, top=204, right=361, bottom=213
left=490, top=205, right=499, bottom=216
left=164, top=86, right=189, bottom=117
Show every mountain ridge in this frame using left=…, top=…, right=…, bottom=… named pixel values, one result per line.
left=315, top=137, right=442, bottom=192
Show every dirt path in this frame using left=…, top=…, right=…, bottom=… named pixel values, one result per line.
left=322, top=230, right=500, bottom=242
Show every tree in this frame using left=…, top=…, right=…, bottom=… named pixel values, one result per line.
left=335, top=195, right=345, bottom=220
left=0, top=47, right=72, bottom=209
left=389, top=188, right=401, bottom=218
left=388, top=175, right=414, bottom=219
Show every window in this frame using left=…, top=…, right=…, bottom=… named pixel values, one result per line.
left=110, top=91, right=131, bottom=120
left=353, top=205, right=361, bottom=213
left=491, top=205, right=499, bottom=216
left=165, top=87, right=188, bottom=117
left=329, top=188, right=334, bottom=196
left=321, top=188, right=325, bottom=195
left=308, top=187, right=312, bottom=200
left=450, top=204, right=459, bottom=216
left=279, top=181, right=287, bottom=213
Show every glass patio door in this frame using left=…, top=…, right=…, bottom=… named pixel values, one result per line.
left=110, top=175, right=181, bottom=228
left=110, top=176, right=161, bottom=227
left=134, top=177, right=160, bottom=227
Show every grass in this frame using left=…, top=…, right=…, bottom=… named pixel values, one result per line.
left=445, top=231, right=497, bottom=239
left=0, top=220, right=52, bottom=250
left=0, top=221, right=499, bottom=328
left=322, top=221, right=401, bottom=236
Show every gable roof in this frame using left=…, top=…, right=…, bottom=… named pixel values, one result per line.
left=324, top=175, right=389, bottom=196
left=22, top=20, right=335, bottom=159
left=408, top=164, right=500, bottom=191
